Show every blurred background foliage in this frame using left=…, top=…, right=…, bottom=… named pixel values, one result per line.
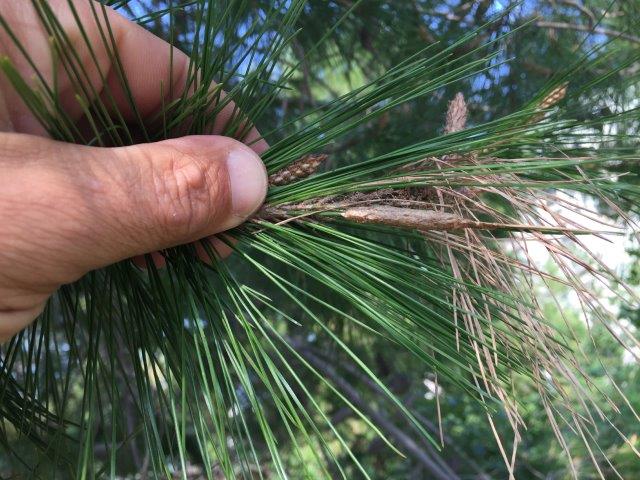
left=1, top=0, right=639, bottom=478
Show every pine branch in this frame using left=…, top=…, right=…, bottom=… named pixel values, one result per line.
left=294, top=344, right=459, bottom=480
left=340, top=205, right=581, bottom=232
left=2, top=2, right=639, bottom=478
left=535, top=20, right=640, bottom=44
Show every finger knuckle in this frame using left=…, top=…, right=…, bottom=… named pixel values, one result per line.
left=151, top=147, right=226, bottom=236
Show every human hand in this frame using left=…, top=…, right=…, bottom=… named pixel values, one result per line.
left=0, top=0, right=268, bottom=341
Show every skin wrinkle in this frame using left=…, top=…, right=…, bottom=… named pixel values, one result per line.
left=0, top=138, right=132, bottom=308
left=0, top=215, right=75, bottom=312
left=0, top=148, right=97, bottom=286
left=154, top=151, right=212, bottom=236
left=120, top=140, right=230, bottom=241
left=0, top=137, right=240, bottom=316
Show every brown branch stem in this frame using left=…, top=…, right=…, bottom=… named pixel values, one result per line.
left=535, top=20, right=640, bottom=44
left=258, top=202, right=592, bottom=235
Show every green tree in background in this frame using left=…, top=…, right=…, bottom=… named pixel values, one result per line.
left=1, top=1, right=639, bottom=478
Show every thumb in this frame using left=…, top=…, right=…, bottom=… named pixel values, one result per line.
left=1, top=133, right=267, bottom=282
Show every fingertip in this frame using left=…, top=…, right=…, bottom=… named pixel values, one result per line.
left=226, top=145, right=268, bottom=217
left=160, top=135, right=267, bottom=233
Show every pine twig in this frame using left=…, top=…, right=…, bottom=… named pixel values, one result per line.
left=341, top=205, right=591, bottom=233
left=535, top=20, right=640, bottom=44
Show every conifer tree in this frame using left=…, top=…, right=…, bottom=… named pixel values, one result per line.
left=1, top=1, right=639, bottom=478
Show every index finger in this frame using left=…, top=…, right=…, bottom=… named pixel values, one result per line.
left=1, top=0, right=268, bottom=153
